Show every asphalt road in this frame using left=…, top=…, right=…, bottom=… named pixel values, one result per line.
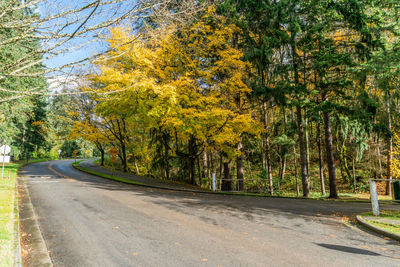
left=20, top=160, right=400, bottom=266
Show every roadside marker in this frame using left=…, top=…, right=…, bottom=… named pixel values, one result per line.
left=0, top=144, right=10, bottom=179
left=369, top=179, right=379, bottom=216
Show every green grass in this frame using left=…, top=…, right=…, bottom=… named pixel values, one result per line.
left=74, top=160, right=392, bottom=203
left=0, top=159, right=50, bottom=267
left=361, top=211, right=400, bottom=236
left=72, top=160, right=211, bottom=192
left=362, top=210, right=400, bottom=219
left=72, top=162, right=148, bottom=187
left=365, top=220, right=400, bottom=236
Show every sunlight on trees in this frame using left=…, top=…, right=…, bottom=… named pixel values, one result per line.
left=2, top=0, right=400, bottom=198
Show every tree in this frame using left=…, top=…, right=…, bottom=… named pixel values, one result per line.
left=68, top=90, right=109, bottom=166
left=392, top=132, right=400, bottom=179
left=89, top=6, right=259, bottom=184
left=0, top=0, right=48, bottom=159
left=63, top=1, right=400, bottom=199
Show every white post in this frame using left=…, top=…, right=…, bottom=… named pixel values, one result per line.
left=212, top=173, right=216, bottom=192
left=1, top=145, right=6, bottom=179
left=369, top=179, right=379, bottom=216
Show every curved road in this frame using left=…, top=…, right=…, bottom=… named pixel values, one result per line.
left=20, top=160, right=400, bottom=266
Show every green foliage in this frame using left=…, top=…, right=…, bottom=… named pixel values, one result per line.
left=0, top=159, right=50, bottom=265
left=0, top=0, right=47, bottom=160
left=60, top=140, right=80, bottom=158
left=57, top=1, right=400, bottom=197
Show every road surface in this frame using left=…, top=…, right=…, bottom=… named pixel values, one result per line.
left=19, top=160, right=400, bottom=266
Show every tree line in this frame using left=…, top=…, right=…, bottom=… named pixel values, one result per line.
left=62, top=1, right=400, bottom=199
left=3, top=0, right=400, bottom=199
left=0, top=0, right=190, bottom=160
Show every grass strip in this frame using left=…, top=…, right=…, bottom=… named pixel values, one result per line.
left=72, top=163, right=147, bottom=187
left=365, top=220, right=400, bottom=236
left=359, top=211, right=400, bottom=237
left=73, top=161, right=392, bottom=203
left=0, top=159, right=50, bottom=267
left=362, top=210, right=400, bottom=218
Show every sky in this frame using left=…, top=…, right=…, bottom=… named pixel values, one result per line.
left=36, top=0, right=139, bottom=76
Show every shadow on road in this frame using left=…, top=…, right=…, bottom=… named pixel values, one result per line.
left=20, top=160, right=400, bottom=259
left=315, top=243, right=380, bottom=256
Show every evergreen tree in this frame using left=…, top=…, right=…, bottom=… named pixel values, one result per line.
left=0, top=0, right=47, bottom=159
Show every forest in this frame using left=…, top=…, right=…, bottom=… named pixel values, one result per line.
left=2, top=0, right=400, bottom=199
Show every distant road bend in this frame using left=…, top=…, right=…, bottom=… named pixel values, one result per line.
left=20, top=160, right=400, bottom=266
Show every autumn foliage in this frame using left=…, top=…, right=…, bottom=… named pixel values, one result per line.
left=65, top=2, right=400, bottom=198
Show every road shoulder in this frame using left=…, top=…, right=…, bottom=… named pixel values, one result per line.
left=18, top=176, right=53, bottom=266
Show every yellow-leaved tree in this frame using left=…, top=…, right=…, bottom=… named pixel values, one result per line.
left=392, top=132, right=400, bottom=178
left=89, top=6, right=260, bottom=183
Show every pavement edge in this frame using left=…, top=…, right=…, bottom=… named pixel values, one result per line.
left=13, top=176, right=22, bottom=267
left=72, top=161, right=211, bottom=194
left=356, top=215, right=400, bottom=242
left=18, top=175, right=53, bottom=266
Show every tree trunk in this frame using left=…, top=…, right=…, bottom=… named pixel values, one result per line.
left=266, top=138, right=274, bottom=195
left=293, top=146, right=300, bottom=197
left=281, top=107, right=287, bottom=183
left=133, top=156, right=140, bottom=174
left=352, top=157, right=356, bottom=193
left=262, top=138, right=267, bottom=170
left=296, top=105, right=310, bottom=197
left=197, top=155, right=202, bottom=186
left=280, top=156, right=286, bottom=181
left=386, top=90, right=393, bottom=197
left=209, top=151, right=214, bottom=177
left=221, top=162, right=233, bottom=191
left=377, top=137, right=383, bottom=179
left=164, top=134, right=170, bottom=180
left=263, top=101, right=274, bottom=195
left=188, top=136, right=196, bottom=185
left=203, top=150, right=207, bottom=180
left=208, top=152, right=213, bottom=189
left=291, top=37, right=309, bottom=197
left=237, top=136, right=244, bottom=191
left=120, top=144, right=127, bottom=172
left=20, top=129, right=26, bottom=160
left=323, top=110, right=338, bottom=198
left=219, top=153, right=223, bottom=189
left=278, top=155, right=286, bottom=196
left=317, top=119, right=326, bottom=195
left=100, top=148, right=105, bottom=166
left=305, top=115, right=310, bottom=176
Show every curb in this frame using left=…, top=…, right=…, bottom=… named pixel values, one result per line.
left=73, top=161, right=400, bottom=202
left=356, top=215, right=400, bottom=242
left=73, top=162, right=289, bottom=198
left=72, top=164, right=212, bottom=195
left=18, top=176, right=53, bottom=266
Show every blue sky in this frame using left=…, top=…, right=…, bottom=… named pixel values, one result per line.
left=37, top=0, right=138, bottom=74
